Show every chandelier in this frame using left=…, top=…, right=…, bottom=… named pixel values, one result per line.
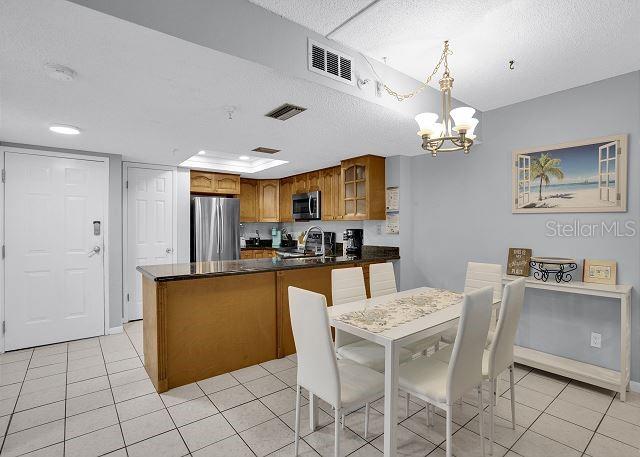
left=382, top=41, right=478, bottom=157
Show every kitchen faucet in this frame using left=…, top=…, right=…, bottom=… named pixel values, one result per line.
left=303, top=226, right=325, bottom=258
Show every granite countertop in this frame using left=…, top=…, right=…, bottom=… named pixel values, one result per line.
left=137, top=246, right=399, bottom=282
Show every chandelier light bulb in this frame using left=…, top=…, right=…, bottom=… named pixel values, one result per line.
left=450, top=107, right=476, bottom=130
left=415, top=112, right=439, bottom=135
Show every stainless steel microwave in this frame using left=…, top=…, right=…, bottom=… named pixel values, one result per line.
left=292, top=191, right=321, bottom=221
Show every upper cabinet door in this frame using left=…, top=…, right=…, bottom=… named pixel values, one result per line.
left=341, top=155, right=385, bottom=220
left=320, top=168, right=334, bottom=220
left=293, top=174, right=309, bottom=194
left=214, top=173, right=240, bottom=195
left=240, top=179, right=258, bottom=222
left=190, top=171, right=215, bottom=193
left=259, top=180, right=280, bottom=222
left=279, top=177, right=293, bottom=222
left=307, top=171, right=320, bottom=192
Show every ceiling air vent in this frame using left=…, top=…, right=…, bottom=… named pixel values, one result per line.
left=308, top=39, right=354, bottom=85
left=251, top=147, right=281, bottom=154
left=265, top=103, right=307, bottom=121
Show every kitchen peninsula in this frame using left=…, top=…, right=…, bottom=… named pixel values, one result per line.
left=137, top=247, right=399, bottom=392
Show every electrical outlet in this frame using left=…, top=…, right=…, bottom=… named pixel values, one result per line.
left=376, top=224, right=382, bottom=235
left=590, top=332, right=602, bottom=349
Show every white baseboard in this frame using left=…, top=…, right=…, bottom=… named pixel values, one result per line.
left=108, top=326, right=123, bottom=335
left=629, top=380, right=640, bottom=393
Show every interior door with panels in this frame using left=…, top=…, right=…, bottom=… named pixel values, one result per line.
left=4, top=151, right=107, bottom=350
left=126, top=166, right=175, bottom=321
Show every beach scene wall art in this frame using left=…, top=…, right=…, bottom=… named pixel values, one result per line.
left=512, top=135, right=628, bottom=213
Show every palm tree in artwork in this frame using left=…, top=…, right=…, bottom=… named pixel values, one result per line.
left=531, top=153, right=564, bottom=201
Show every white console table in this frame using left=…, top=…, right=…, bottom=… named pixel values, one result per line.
left=503, top=275, right=632, bottom=401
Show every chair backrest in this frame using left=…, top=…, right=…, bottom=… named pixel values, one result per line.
left=369, top=263, right=398, bottom=298
left=487, top=278, right=525, bottom=376
left=464, top=262, right=503, bottom=302
left=447, top=286, right=493, bottom=402
left=332, top=267, right=367, bottom=349
left=288, top=286, right=340, bottom=407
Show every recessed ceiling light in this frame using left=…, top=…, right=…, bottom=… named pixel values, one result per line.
left=198, top=150, right=206, bottom=155
left=49, top=124, right=80, bottom=135
left=238, top=155, right=250, bottom=161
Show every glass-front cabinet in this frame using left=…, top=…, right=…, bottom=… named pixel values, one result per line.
left=340, top=155, right=386, bottom=220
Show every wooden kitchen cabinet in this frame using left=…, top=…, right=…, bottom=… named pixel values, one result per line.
left=340, top=155, right=385, bottom=220
left=279, top=177, right=293, bottom=222
left=258, top=180, right=280, bottom=222
left=292, top=174, right=309, bottom=194
left=307, top=171, right=320, bottom=191
left=320, top=166, right=342, bottom=221
left=239, top=179, right=258, bottom=222
left=190, top=171, right=240, bottom=195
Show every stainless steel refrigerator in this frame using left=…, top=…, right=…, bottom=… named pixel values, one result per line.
left=191, top=196, right=240, bottom=262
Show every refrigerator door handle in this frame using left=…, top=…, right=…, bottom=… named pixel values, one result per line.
left=217, top=202, right=222, bottom=254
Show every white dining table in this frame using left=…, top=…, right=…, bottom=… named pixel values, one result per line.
left=309, top=286, right=499, bottom=457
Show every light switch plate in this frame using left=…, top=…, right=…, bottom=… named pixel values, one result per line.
left=590, top=332, right=602, bottom=348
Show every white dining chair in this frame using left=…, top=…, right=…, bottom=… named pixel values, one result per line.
left=440, top=262, right=503, bottom=344
left=369, top=262, right=441, bottom=357
left=399, top=287, right=494, bottom=457
left=432, top=278, right=525, bottom=454
left=332, top=267, right=412, bottom=372
left=289, top=286, right=384, bottom=457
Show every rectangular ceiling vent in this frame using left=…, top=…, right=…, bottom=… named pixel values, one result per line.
left=308, top=39, right=354, bottom=85
left=265, top=103, right=307, bottom=121
left=251, top=147, right=281, bottom=154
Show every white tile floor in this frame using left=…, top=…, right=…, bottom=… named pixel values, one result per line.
left=0, top=321, right=636, bottom=456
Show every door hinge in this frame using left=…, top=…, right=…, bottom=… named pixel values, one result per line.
left=1, top=169, right=5, bottom=183
left=2, top=321, right=5, bottom=335
left=126, top=293, right=130, bottom=302
left=617, top=192, right=621, bottom=201
left=125, top=180, right=128, bottom=189
left=1, top=245, right=4, bottom=259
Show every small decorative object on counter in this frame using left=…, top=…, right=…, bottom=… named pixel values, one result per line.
left=529, top=256, right=577, bottom=283
left=507, top=248, right=532, bottom=276
left=583, top=259, right=617, bottom=285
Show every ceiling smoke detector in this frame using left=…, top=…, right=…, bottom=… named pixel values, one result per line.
left=251, top=147, right=281, bottom=154
left=44, top=63, right=77, bottom=81
left=265, top=103, right=306, bottom=121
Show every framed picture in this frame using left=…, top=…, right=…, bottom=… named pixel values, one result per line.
left=582, top=259, right=617, bottom=285
left=507, top=248, right=532, bottom=276
left=512, top=135, right=627, bottom=213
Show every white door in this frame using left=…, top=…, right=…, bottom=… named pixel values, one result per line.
left=125, top=166, right=175, bottom=321
left=4, top=152, right=106, bottom=350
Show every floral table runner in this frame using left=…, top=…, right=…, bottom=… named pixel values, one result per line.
left=335, top=289, right=463, bottom=333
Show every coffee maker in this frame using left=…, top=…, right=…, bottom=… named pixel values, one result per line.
left=343, top=229, right=363, bottom=257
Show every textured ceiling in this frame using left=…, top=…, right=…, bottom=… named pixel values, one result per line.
left=250, top=0, right=640, bottom=110
left=0, top=0, right=424, bottom=178
left=247, top=0, right=376, bottom=36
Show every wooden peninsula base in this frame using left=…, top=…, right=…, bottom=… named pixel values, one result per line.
left=141, top=259, right=388, bottom=392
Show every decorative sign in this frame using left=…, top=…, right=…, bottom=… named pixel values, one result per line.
left=386, top=187, right=399, bottom=211
left=507, top=248, right=532, bottom=276
left=583, top=259, right=617, bottom=285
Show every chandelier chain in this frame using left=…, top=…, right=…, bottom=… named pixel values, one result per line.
left=383, top=41, right=453, bottom=102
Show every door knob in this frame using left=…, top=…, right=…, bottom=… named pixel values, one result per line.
left=88, top=246, right=101, bottom=257
left=166, top=248, right=173, bottom=254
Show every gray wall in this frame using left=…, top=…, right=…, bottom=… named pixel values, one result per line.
left=0, top=142, right=124, bottom=329
left=404, top=72, right=640, bottom=380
